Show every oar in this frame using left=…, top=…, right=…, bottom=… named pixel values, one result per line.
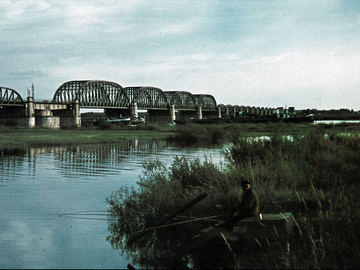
left=127, top=192, right=208, bottom=245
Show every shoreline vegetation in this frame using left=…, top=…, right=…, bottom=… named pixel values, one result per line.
left=105, top=122, right=359, bottom=269
left=1, top=121, right=360, bottom=151
left=0, top=123, right=174, bottom=151
left=1, top=122, right=360, bottom=268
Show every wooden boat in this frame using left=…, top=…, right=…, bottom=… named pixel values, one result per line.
left=176, top=212, right=295, bottom=255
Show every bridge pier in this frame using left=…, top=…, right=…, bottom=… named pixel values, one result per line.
left=26, top=97, right=35, bottom=128
left=218, top=106, right=222, bottom=118
left=197, top=105, right=202, bottom=120
left=64, top=99, right=81, bottom=128
left=37, top=110, right=60, bottom=129
left=35, top=99, right=80, bottom=129
left=131, top=102, right=138, bottom=118
left=170, top=105, right=176, bottom=124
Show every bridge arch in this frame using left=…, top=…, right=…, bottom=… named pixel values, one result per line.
left=164, top=91, right=196, bottom=109
left=79, top=81, right=129, bottom=107
left=226, top=104, right=234, bottom=114
left=218, top=104, right=226, bottom=113
left=192, top=94, right=217, bottom=109
left=0, top=86, right=24, bottom=104
left=52, top=80, right=88, bottom=103
left=233, top=105, right=240, bottom=114
left=124, top=87, right=168, bottom=109
left=52, top=80, right=129, bottom=107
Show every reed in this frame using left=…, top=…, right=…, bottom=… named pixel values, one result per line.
left=107, top=124, right=360, bottom=268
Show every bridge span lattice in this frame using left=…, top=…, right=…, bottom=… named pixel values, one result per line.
left=124, top=87, right=168, bottom=109
left=52, top=80, right=219, bottom=111
left=1, top=79, right=280, bottom=129
left=0, top=86, right=24, bottom=105
left=52, top=80, right=130, bottom=108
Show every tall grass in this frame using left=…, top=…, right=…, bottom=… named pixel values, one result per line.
left=107, top=125, right=360, bottom=268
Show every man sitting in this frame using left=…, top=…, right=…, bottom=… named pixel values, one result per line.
left=220, top=180, right=259, bottom=231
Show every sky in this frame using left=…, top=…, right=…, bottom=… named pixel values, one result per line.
left=1, top=0, right=359, bottom=110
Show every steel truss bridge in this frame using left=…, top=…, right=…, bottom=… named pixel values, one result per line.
left=52, top=80, right=218, bottom=111
left=1, top=80, right=275, bottom=115
left=0, top=86, right=24, bottom=105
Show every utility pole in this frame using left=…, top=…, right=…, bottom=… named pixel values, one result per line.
left=31, top=83, right=35, bottom=98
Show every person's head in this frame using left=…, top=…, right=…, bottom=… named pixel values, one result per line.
left=241, top=180, right=251, bottom=191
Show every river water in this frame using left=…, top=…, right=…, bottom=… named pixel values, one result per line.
left=0, top=140, right=224, bottom=269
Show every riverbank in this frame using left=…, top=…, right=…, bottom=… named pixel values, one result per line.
left=1, top=122, right=360, bottom=151
left=0, top=125, right=173, bottom=150
left=107, top=124, right=360, bottom=269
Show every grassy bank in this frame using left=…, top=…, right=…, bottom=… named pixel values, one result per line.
left=107, top=124, right=360, bottom=269
left=1, top=121, right=359, bottom=150
left=167, top=122, right=360, bottom=144
left=0, top=124, right=174, bottom=150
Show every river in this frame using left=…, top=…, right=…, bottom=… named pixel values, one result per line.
left=0, top=140, right=224, bottom=269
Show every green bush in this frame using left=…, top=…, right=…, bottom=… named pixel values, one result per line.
left=107, top=126, right=360, bottom=269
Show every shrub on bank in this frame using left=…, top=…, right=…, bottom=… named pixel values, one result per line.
left=107, top=125, right=360, bottom=268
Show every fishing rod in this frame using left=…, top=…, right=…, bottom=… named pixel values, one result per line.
left=55, top=210, right=109, bottom=220
left=126, top=211, right=228, bottom=222
left=127, top=192, right=209, bottom=244
left=125, top=214, right=229, bottom=236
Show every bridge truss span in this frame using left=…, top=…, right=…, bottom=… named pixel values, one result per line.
left=192, top=94, right=217, bottom=110
left=164, top=91, right=196, bottom=110
left=124, top=86, right=169, bottom=109
left=0, top=86, right=24, bottom=105
left=52, top=80, right=130, bottom=108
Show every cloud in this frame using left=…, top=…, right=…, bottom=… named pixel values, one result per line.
left=0, top=0, right=359, bottom=110
left=0, top=0, right=51, bottom=21
left=9, top=70, right=47, bottom=79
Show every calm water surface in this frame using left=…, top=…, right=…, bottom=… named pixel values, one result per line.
left=0, top=140, right=224, bottom=269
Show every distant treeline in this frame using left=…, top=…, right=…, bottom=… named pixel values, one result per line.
left=312, top=108, right=360, bottom=120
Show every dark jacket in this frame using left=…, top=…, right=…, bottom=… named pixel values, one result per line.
left=237, top=188, right=259, bottom=217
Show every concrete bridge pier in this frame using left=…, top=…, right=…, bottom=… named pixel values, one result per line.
left=71, top=99, right=81, bottom=127
left=37, top=109, right=60, bottom=129
left=170, top=105, right=176, bottom=123
left=197, top=105, right=202, bottom=120
left=26, top=97, right=35, bottom=128
left=218, top=106, right=222, bottom=118
left=57, top=99, right=81, bottom=128
left=131, top=102, right=138, bottom=119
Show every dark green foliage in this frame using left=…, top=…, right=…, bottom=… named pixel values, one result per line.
left=166, top=123, right=226, bottom=145
left=107, top=125, right=360, bottom=269
left=170, top=156, right=223, bottom=189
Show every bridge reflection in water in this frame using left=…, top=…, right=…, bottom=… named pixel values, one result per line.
left=0, top=140, right=169, bottom=184
left=22, top=140, right=169, bottom=179
left=1, top=139, right=222, bottom=183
